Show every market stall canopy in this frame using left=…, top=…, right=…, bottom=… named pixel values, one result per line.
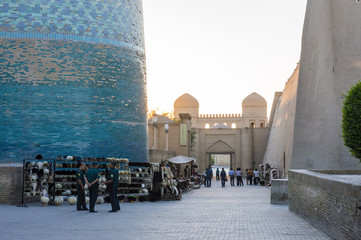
left=167, top=155, right=196, bottom=164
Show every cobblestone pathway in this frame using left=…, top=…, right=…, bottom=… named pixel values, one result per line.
left=0, top=181, right=332, bottom=240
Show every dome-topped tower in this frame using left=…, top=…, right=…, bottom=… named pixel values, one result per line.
left=174, top=93, right=199, bottom=119
left=242, top=92, right=267, bottom=118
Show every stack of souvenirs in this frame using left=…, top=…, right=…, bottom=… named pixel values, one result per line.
left=23, top=155, right=54, bottom=206
left=148, top=163, right=182, bottom=201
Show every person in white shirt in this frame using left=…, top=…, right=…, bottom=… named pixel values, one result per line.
left=236, top=168, right=244, bottom=186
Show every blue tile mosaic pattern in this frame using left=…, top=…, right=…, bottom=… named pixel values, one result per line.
left=0, top=0, right=145, bottom=50
left=0, top=1, right=148, bottom=162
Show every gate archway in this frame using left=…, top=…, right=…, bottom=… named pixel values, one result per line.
left=206, top=140, right=235, bottom=168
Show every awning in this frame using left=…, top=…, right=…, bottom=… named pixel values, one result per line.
left=167, top=155, right=196, bottom=164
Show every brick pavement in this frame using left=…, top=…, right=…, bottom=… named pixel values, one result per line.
left=0, top=179, right=332, bottom=240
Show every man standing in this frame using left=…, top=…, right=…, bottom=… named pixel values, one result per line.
left=209, top=165, right=213, bottom=186
left=253, top=169, right=260, bottom=185
left=229, top=168, right=235, bottom=186
left=236, top=168, right=243, bottom=186
left=206, top=167, right=212, bottom=187
left=76, top=163, right=88, bottom=211
left=220, top=168, right=226, bottom=188
left=86, top=161, right=100, bottom=213
left=105, top=162, right=120, bottom=212
left=216, top=168, right=220, bottom=181
left=183, top=165, right=188, bottom=178
left=247, top=169, right=253, bottom=185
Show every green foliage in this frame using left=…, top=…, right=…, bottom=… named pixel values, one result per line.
left=210, top=156, right=215, bottom=166
left=190, top=129, right=197, bottom=149
left=342, top=81, right=361, bottom=162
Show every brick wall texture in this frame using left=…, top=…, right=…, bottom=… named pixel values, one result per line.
left=289, top=169, right=361, bottom=240
left=0, top=166, right=23, bottom=204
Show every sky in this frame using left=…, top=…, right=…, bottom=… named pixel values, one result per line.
left=142, top=0, right=308, bottom=117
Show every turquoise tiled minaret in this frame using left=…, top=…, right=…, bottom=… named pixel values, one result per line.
left=0, top=0, right=148, bottom=162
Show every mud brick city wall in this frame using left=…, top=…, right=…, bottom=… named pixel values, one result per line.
left=0, top=166, right=23, bottom=204
left=288, top=170, right=361, bottom=240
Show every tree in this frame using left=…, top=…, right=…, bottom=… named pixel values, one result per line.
left=148, top=108, right=175, bottom=120
left=342, top=81, right=361, bottom=162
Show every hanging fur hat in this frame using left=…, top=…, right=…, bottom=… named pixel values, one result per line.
left=120, top=158, right=129, bottom=164
left=41, top=196, right=49, bottom=206
left=54, top=196, right=64, bottom=206
left=68, top=196, right=77, bottom=205
left=48, top=175, right=54, bottom=183
left=42, top=161, right=49, bottom=168
left=31, top=174, right=38, bottom=181
left=37, top=162, right=43, bottom=169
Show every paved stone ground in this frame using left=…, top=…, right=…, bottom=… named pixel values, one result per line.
left=0, top=180, right=332, bottom=240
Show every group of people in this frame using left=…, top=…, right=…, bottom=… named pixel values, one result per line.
left=245, top=168, right=260, bottom=185
left=76, top=161, right=120, bottom=213
left=212, top=167, right=261, bottom=187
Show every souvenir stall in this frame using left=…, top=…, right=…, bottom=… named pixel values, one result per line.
left=149, top=162, right=181, bottom=201
left=21, top=155, right=152, bottom=207
left=167, top=156, right=196, bottom=192
left=19, top=157, right=55, bottom=207
left=147, top=156, right=197, bottom=201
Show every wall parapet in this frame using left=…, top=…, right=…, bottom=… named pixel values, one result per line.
left=288, top=169, right=361, bottom=240
left=198, top=114, right=242, bottom=118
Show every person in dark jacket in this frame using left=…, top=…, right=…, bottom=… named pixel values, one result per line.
left=76, top=163, right=88, bottom=211
left=220, top=168, right=227, bottom=187
left=86, top=161, right=100, bottom=213
left=206, top=167, right=213, bottom=187
left=105, top=162, right=120, bottom=212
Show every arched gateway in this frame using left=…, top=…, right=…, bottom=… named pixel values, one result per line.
left=206, top=140, right=235, bottom=168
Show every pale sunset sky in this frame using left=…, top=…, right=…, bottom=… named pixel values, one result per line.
left=142, top=0, right=308, bottom=117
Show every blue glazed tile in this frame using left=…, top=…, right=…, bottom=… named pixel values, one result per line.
left=0, top=0, right=148, bottom=163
